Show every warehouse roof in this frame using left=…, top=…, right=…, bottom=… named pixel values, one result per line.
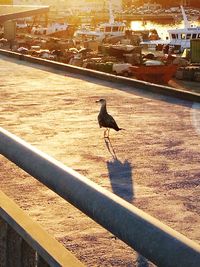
left=0, top=5, right=49, bottom=23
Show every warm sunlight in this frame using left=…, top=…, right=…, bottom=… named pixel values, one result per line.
left=0, top=1, right=200, bottom=267
left=131, top=20, right=188, bottom=39
left=131, top=21, right=145, bottom=31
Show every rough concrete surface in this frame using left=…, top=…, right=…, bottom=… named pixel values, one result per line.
left=0, top=55, right=200, bottom=266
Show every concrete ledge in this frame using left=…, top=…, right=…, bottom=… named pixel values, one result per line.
left=0, top=49, right=199, bottom=103
left=0, top=190, right=84, bottom=267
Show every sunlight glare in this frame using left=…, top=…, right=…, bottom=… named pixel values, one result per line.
left=130, top=20, right=183, bottom=39
left=131, top=21, right=144, bottom=31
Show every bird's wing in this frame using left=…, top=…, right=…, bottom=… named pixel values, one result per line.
left=106, top=114, right=120, bottom=130
left=98, top=112, right=120, bottom=130
left=98, top=114, right=105, bottom=128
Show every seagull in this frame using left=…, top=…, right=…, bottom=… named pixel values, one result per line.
left=96, top=99, right=123, bottom=138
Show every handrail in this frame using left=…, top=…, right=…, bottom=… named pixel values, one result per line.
left=1, top=127, right=200, bottom=267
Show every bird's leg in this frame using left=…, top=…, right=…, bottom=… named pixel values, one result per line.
left=104, top=129, right=107, bottom=138
left=104, top=128, right=109, bottom=138
left=107, top=128, right=110, bottom=138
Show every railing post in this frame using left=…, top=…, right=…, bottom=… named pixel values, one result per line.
left=0, top=217, right=7, bottom=267
left=37, top=254, right=51, bottom=267
left=21, top=239, right=36, bottom=267
left=6, top=225, right=22, bottom=267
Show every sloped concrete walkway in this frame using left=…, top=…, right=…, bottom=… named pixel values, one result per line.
left=0, top=55, right=199, bottom=266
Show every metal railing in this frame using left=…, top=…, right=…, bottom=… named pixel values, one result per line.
left=0, top=191, right=84, bottom=267
left=1, top=127, right=200, bottom=267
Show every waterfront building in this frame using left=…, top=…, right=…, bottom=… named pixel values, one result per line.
left=68, top=0, right=123, bottom=12
left=143, top=2, right=162, bottom=10
left=12, top=0, right=123, bottom=12
left=13, top=0, right=43, bottom=5
left=11, top=0, right=123, bottom=20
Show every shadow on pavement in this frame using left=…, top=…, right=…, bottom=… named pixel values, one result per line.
left=105, top=138, right=134, bottom=202
left=136, top=254, right=150, bottom=267
left=105, top=138, right=150, bottom=267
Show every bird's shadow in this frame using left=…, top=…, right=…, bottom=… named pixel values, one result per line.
left=105, top=138, right=150, bottom=266
left=105, top=138, right=134, bottom=202
left=136, top=254, right=150, bottom=267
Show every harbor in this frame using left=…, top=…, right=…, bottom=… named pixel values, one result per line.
left=1, top=4, right=200, bottom=90
left=0, top=1, right=200, bottom=266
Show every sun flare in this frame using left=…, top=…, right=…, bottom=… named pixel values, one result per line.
left=131, top=21, right=145, bottom=31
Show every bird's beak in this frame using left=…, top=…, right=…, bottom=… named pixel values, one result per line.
left=95, top=100, right=100, bottom=103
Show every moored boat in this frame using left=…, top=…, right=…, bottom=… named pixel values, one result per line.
left=141, top=6, right=200, bottom=53
left=129, top=64, right=178, bottom=84
left=74, top=1, right=126, bottom=42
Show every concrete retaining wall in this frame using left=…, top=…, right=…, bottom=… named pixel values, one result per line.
left=0, top=49, right=199, bottom=103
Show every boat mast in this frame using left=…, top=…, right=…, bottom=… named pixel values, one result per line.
left=108, top=0, right=115, bottom=24
left=180, top=5, right=190, bottom=29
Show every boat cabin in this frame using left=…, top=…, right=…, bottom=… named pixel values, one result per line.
left=98, top=23, right=126, bottom=34
left=74, top=22, right=126, bottom=42
left=168, top=27, right=200, bottom=51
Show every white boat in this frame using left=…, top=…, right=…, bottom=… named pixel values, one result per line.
left=74, top=1, right=126, bottom=42
left=31, top=22, right=69, bottom=35
left=141, top=6, right=200, bottom=52
left=168, top=6, right=200, bottom=51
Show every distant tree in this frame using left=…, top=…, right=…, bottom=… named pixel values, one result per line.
left=0, top=0, right=12, bottom=4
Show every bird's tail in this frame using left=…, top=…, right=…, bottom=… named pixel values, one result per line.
left=118, top=128, right=125, bottom=131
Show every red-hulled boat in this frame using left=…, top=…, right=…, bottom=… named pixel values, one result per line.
left=129, top=64, right=178, bottom=84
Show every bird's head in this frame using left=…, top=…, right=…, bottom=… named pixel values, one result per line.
left=96, top=99, right=106, bottom=105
